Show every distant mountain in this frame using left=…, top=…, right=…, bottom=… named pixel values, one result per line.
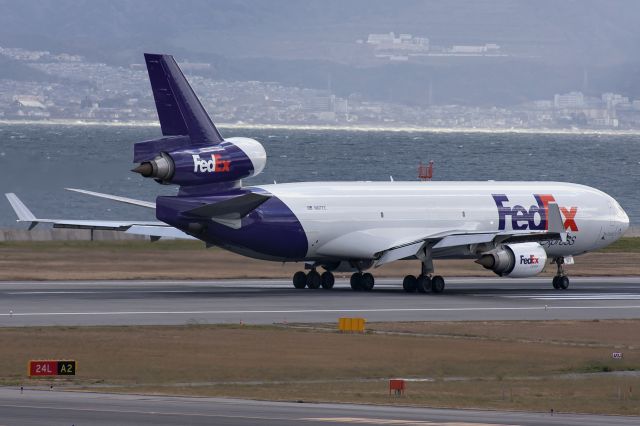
left=1, top=0, right=639, bottom=106
left=0, top=55, right=53, bottom=81
left=1, top=0, right=638, bottom=64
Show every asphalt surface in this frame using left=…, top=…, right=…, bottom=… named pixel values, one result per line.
left=0, top=387, right=638, bottom=426
left=1, top=277, right=640, bottom=326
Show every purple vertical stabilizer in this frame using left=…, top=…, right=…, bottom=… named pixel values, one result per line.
left=144, top=53, right=224, bottom=144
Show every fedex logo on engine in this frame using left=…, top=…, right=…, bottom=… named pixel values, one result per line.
left=492, top=194, right=578, bottom=232
left=520, top=254, right=540, bottom=265
left=192, top=154, right=230, bottom=173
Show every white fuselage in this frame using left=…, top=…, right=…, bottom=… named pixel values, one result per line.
left=257, top=181, right=629, bottom=261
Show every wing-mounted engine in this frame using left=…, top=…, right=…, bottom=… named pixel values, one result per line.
left=132, top=137, right=266, bottom=187
left=476, top=242, right=547, bottom=278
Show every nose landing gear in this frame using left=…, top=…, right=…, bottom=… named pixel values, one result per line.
left=552, top=257, right=570, bottom=290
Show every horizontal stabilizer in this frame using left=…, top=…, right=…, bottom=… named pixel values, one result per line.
left=185, top=193, right=271, bottom=229
left=66, top=188, right=155, bottom=209
left=145, top=53, right=223, bottom=144
left=5, top=192, right=186, bottom=235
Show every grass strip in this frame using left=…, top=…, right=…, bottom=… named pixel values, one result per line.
left=1, top=321, right=638, bottom=415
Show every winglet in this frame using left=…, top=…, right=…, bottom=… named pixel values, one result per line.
left=547, top=202, right=567, bottom=242
left=5, top=193, right=39, bottom=229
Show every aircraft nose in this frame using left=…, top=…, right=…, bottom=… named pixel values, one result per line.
left=619, top=207, right=630, bottom=235
left=612, top=199, right=630, bottom=236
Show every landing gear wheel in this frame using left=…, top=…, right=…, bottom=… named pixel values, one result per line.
left=558, top=276, right=569, bottom=290
left=553, top=257, right=569, bottom=290
left=306, top=270, right=321, bottom=289
left=416, top=275, right=432, bottom=293
left=350, top=273, right=363, bottom=291
left=293, top=271, right=307, bottom=289
left=362, top=273, right=375, bottom=291
left=431, top=275, right=445, bottom=294
left=321, top=271, right=335, bottom=289
left=402, top=275, right=417, bottom=293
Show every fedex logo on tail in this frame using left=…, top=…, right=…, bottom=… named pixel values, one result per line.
left=192, top=154, right=230, bottom=173
left=492, top=194, right=578, bottom=232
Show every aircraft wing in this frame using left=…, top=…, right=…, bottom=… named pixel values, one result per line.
left=5, top=193, right=194, bottom=240
left=373, top=203, right=566, bottom=267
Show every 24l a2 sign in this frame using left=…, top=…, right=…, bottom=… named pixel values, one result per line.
left=28, top=360, right=76, bottom=376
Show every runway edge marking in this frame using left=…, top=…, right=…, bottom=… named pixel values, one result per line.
left=2, top=305, right=640, bottom=317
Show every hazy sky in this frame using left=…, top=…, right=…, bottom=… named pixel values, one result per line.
left=1, top=0, right=639, bottom=105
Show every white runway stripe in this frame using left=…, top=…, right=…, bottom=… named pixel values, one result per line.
left=302, top=419, right=514, bottom=426
left=2, top=305, right=640, bottom=317
left=503, top=293, right=640, bottom=300
left=1, top=285, right=413, bottom=295
left=6, top=290, right=206, bottom=295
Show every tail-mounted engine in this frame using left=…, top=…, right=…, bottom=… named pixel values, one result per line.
left=132, top=136, right=266, bottom=187
left=476, top=242, right=547, bottom=278
left=133, top=54, right=267, bottom=189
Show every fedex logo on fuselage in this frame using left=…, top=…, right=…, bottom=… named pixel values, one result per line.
left=492, top=194, right=578, bottom=232
left=192, top=154, right=230, bottom=173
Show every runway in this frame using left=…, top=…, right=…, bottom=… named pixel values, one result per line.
left=1, top=277, right=640, bottom=326
left=0, top=387, right=638, bottom=426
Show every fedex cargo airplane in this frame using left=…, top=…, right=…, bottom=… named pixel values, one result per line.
left=6, top=54, right=630, bottom=293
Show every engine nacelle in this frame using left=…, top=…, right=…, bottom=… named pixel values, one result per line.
left=476, top=242, right=547, bottom=278
left=132, top=137, right=266, bottom=187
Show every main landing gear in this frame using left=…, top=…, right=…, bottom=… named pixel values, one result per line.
left=292, top=246, right=448, bottom=294
left=291, top=270, right=376, bottom=291
left=552, top=257, right=570, bottom=290
left=350, top=272, right=375, bottom=291
left=291, top=269, right=376, bottom=291
left=402, top=274, right=445, bottom=294
left=402, top=249, right=446, bottom=294
left=292, top=270, right=335, bottom=290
